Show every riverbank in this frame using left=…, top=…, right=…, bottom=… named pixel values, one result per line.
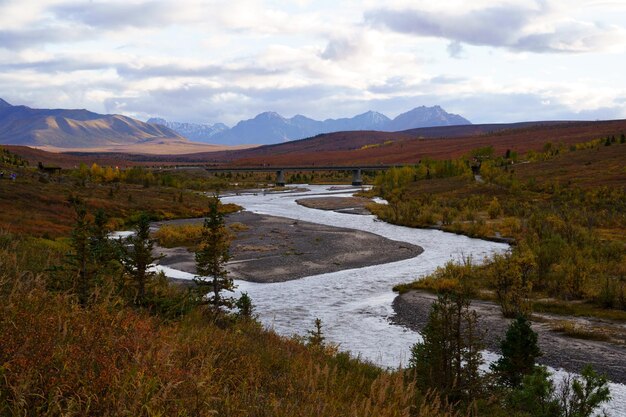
left=156, top=211, right=423, bottom=283
left=392, top=290, right=626, bottom=384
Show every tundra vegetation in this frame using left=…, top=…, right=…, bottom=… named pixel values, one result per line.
left=374, top=136, right=626, bottom=321
left=0, top=144, right=617, bottom=416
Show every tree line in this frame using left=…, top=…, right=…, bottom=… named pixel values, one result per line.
left=50, top=194, right=248, bottom=319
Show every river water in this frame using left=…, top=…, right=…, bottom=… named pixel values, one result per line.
left=155, top=184, right=625, bottom=414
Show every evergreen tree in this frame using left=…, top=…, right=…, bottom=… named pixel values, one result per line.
left=68, top=197, right=92, bottom=305
left=306, top=318, right=326, bottom=348
left=508, top=366, right=561, bottom=417
left=194, top=195, right=235, bottom=313
left=122, top=213, right=161, bottom=305
left=235, top=292, right=254, bottom=318
left=53, top=200, right=118, bottom=303
left=90, top=208, right=117, bottom=265
left=491, top=315, right=542, bottom=388
left=409, top=291, right=484, bottom=402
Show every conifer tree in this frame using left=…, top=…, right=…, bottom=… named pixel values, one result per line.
left=491, top=315, right=542, bottom=388
left=194, top=195, right=235, bottom=313
left=90, top=208, right=117, bottom=265
left=55, top=200, right=117, bottom=304
left=68, top=197, right=91, bottom=305
left=306, top=318, right=326, bottom=348
left=235, top=292, right=254, bottom=318
left=409, top=291, right=483, bottom=402
left=122, top=213, right=161, bottom=305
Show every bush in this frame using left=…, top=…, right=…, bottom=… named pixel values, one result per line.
left=153, top=223, right=204, bottom=248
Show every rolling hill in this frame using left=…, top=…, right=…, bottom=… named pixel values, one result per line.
left=163, top=119, right=626, bottom=166
left=5, top=119, right=626, bottom=170
left=0, top=98, right=186, bottom=148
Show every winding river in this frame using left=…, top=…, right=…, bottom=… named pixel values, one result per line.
left=156, top=184, right=625, bottom=413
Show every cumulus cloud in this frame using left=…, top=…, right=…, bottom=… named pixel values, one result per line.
left=364, top=1, right=626, bottom=53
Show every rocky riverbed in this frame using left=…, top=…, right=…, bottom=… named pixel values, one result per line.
left=155, top=211, right=423, bottom=283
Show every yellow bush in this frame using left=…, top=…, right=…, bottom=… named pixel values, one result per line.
left=153, top=223, right=203, bottom=248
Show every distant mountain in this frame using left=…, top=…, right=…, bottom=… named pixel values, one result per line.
left=0, top=99, right=185, bottom=148
left=386, top=105, right=470, bottom=131
left=147, top=118, right=229, bottom=143
left=151, top=106, right=469, bottom=145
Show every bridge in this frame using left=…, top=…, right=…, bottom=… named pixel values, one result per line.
left=204, top=165, right=405, bottom=186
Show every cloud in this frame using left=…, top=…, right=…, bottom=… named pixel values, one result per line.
left=50, top=1, right=176, bottom=29
left=101, top=82, right=361, bottom=124
left=0, top=0, right=624, bottom=126
left=321, top=33, right=372, bottom=61
left=0, top=26, right=94, bottom=50
left=364, top=1, right=626, bottom=53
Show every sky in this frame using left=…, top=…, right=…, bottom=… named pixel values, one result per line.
left=0, top=0, right=625, bottom=126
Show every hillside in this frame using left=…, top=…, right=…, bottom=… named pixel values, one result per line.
left=160, top=119, right=626, bottom=166
left=0, top=99, right=186, bottom=148
left=150, top=105, right=471, bottom=145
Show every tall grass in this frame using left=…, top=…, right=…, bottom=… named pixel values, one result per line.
left=0, top=231, right=462, bottom=417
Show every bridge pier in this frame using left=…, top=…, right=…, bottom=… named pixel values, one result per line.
left=351, top=169, right=363, bottom=186
left=276, top=170, right=286, bottom=186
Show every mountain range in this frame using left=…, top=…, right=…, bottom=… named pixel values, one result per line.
left=0, top=97, right=471, bottom=150
left=0, top=98, right=184, bottom=148
left=148, top=105, right=471, bottom=145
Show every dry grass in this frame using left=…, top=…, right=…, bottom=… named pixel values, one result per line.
left=229, top=222, right=250, bottom=232
left=0, top=232, right=463, bottom=417
left=550, top=321, right=612, bottom=342
left=153, top=223, right=204, bottom=248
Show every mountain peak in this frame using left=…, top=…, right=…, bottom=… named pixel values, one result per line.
left=387, top=105, right=471, bottom=131
left=255, top=111, right=284, bottom=120
left=0, top=98, right=12, bottom=109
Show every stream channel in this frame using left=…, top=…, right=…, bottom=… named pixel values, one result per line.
left=155, top=184, right=626, bottom=413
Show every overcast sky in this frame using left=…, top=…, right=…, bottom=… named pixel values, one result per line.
left=1, top=0, right=625, bottom=125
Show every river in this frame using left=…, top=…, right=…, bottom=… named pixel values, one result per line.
left=155, top=184, right=625, bottom=414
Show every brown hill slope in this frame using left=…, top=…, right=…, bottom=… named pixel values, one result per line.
left=0, top=99, right=185, bottom=148
left=7, top=119, right=626, bottom=168
left=163, top=119, right=626, bottom=166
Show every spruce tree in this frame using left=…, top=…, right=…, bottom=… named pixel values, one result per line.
left=194, top=195, right=235, bottom=313
left=122, top=213, right=161, bottom=305
left=306, top=318, right=326, bottom=348
left=409, top=291, right=484, bottom=402
left=68, top=197, right=92, bottom=305
left=90, top=208, right=117, bottom=265
left=491, top=315, right=542, bottom=388
left=235, top=292, right=254, bottom=318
